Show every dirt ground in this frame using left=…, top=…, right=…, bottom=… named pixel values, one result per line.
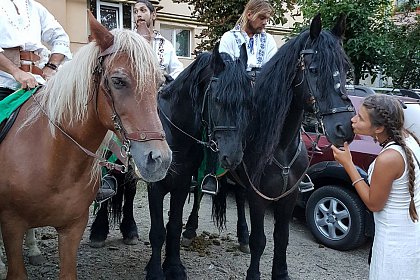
left=4, top=181, right=370, bottom=279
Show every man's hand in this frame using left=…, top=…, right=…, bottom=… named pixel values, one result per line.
left=42, top=66, right=56, bottom=81
left=12, top=69, right=38, bottom=89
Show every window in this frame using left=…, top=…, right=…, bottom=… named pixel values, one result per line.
left=90, top=1, right=133, bottom=30
left=160, top=26, right=191, bottom=58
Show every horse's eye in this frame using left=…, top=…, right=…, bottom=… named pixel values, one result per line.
left=111, top=77, right=127, bottom=88
left=309, top=66, right=318, bottom=74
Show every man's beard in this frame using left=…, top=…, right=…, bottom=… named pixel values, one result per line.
left=246, top=22, right=263, bottom=34
left=136, top=19, right=152, bottom=28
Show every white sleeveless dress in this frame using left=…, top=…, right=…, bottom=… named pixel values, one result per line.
left=367, top=136, right=420, bottom=280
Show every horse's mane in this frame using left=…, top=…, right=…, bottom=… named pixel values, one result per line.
left=214, top=54, right=253, bottom=133
left=250, top=29, right=351, bottom=178
left=160, top=51, right=212, bottom=106
left=24, top=29, right=162, bottom=135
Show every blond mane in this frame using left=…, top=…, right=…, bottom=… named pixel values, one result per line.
left=23, top=29, right=162, bottom=135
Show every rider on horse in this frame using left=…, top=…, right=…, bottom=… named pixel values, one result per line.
left=201, top=0, right=277, bottom=194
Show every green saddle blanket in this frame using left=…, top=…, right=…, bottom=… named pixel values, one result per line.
left=0, top=87, right=40, bottom=123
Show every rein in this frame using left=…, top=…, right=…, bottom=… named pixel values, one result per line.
left=230, top=138, right=306, bottom=201
left=31, top=93, right=128, bottom=173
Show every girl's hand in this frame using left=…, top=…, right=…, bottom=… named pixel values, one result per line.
left=331, top=142, right=353, bottom=168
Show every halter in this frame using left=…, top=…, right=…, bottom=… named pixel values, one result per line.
left=201, top=77, right=237, bottom=152
left=94, top=45, right=166, bottom=153
left=297, top=47, right=354, bottom=128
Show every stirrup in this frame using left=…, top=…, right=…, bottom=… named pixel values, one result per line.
left=95, top=174, right=118, bottom=203
left=200, top=173, right=219, bottom=195
left=299, top=174, right=314, bottom=193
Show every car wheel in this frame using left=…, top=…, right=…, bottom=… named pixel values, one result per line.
left=305, top=185, right=367, bottom=250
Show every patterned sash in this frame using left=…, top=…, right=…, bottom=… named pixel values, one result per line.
left=231, top=25, right=267, bottom=66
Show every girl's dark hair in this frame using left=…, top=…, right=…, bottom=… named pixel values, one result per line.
left=136, top=0, right=155, bottom=13
left=363, top=94, right=419, bottom=222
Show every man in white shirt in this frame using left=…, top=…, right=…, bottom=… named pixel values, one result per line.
left=0, top=0, right=72, bottom=100
left=134, top=0, right=184, bottom=80
left=219, top=0, right=277, bottom=73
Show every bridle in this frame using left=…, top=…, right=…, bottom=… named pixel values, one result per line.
left=33, top=44, right=166, bottom=173
left=201, top=76, right=237, bottom=152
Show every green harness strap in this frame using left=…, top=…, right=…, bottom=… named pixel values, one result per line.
left=0, top=87, right=41, bottom=123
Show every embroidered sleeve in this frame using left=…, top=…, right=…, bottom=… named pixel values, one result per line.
left=36, top=2, right=72, bottom=60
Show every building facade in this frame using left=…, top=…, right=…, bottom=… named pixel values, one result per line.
left=37, top=0, right=298, bottom=67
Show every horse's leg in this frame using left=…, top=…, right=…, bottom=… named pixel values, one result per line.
left=0, top=227, right=7, bottom=280
left=146, top=182, right=167, bottom=280
left=246, top=195, right=268, bottom=280
left=271, top=191, right=298, bottom=280
left=235, top=187, right=250, bottom=254
left=120, top=175, right=139, bottom=245
left=89, top=201, right=110, bottom=248
left=181, top=186, right=202, bottom=247
left=1, top=221, right=27, bottom=279
left=24, top=228, right=46, bottom=266
left=56, top=212, right=89, bottom=280
left=162, top=180, right=190, bottom=280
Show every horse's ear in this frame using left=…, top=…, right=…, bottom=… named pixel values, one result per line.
left=310, top=13, right=322, bottom=40
left=87, top=10, right=114, bottom=52
left=212, top=42, right=225, bottom=75
left=239, top=43, right=248, bottom=68
left=331, top=13, right=346, bottom=38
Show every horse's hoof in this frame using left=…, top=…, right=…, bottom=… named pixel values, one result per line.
left=239, top=243, right=250, bottom=254
left=28, top=254, right=47, bottom=266
left=88, top=240, right=106, bottom=248
left=180, top=237, right=193, bottom=247
left=123, top=237, right=139, bottom=245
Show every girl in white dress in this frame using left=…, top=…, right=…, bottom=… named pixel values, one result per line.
left=332, top=94, right=420, bottom=280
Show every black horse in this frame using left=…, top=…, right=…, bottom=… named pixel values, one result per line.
left=145, top=44, right=253, bottom=279
left=211, top=14, right=355, bottom=279
left=89, top=164, right=140, bottom=248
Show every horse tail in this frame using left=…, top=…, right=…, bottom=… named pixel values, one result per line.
left=109, top=166, right=139, bottom=227
left=211, top=177, right=228, bottom=231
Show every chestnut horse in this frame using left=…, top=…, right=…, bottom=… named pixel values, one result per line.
left=0, top=13, right=171, bottom=280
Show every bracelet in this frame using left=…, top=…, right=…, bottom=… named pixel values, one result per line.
left=352, top=177, right=364, bottom=187
left=45, top=62, right=58, bottom=71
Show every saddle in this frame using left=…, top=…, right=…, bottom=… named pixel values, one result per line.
left=0, top=87, right=41, bottom=143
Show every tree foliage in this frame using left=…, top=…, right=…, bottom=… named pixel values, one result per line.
left=380, top=3, right=419, bottom=89
left=295, top=0, right=393, bottom=85
left=296, top=0, right=419, bottom=88
left=173, top=0, right=296, bottom=52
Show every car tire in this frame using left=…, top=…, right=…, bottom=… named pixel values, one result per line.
left=305, top=185, right=367, bottom=251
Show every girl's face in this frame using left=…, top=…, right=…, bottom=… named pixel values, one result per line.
left=351, top=105, right=375, bottom=136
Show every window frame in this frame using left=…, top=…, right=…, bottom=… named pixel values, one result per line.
left=97, top=1, right=123, bottom=30
left=160, top=25, right=192, bottom=59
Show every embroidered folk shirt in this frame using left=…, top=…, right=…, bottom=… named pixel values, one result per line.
left=219, top=25, right=277, bottom=71
left=0, top=0, right=72, bottom=90
left=151, top=31, right=184, bottom=80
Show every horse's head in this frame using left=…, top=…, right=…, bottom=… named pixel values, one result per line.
left=88, top=11, right=172, bottom=182
left=294, top=14, right=355, bottom=147
left=201, top=43, right=252, bottom=169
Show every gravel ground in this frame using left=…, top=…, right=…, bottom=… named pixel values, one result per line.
left=3, top=181, right=370, bottom=279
